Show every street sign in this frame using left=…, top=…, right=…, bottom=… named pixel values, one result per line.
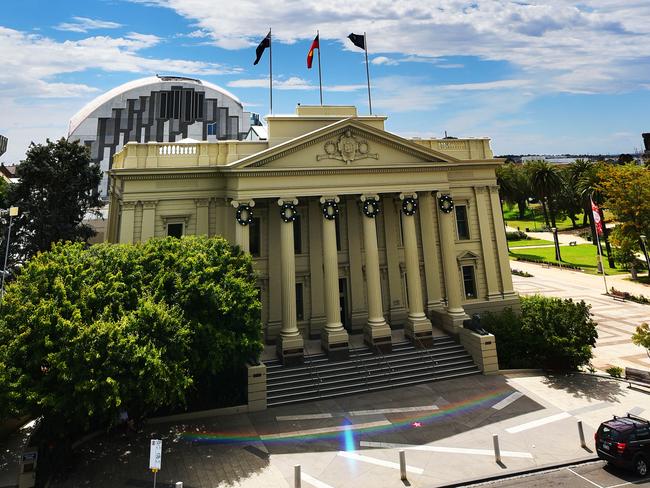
left=149, top=439, right=162, bottom=470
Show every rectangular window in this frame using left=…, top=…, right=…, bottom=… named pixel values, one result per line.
left=456, top=205, right=470, bottom=240
left=184, top=90, right=192, bottom=122
left=167, top=222, right=183, bottom=238
left=159, top=92, right=167, bottom=119
left=197, top=93, right=204, bottom=119
left=293, top=215, right=302, bottom=254
left=249, top=217, right=261, bottom=257
left=462, top=265, right=477, bottom=299
left=207, top=123, right=217, bottom=136
left=296, top=283, right=304, bottom=321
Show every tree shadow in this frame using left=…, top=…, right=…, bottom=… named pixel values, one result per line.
left=541, top=373, right=624, bottom=403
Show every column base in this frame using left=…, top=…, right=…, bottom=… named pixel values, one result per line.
left=364, top=320, right=392, bottom=353
left=487, top=293, right=503, bottom=301
left=440, top=310, right=470, bottom=336
left=276, top=334, right=304, bottom=366
left=426, top=300, right=446, bottom=315
left=405, top=314, right=433, bottom=348
left=321, top=327, right=349, bottom=361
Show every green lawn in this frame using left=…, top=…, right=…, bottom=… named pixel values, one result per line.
left=509, top=244, right=626, bottom=275
left=508, top=239, right=553, bottom=247
left=503, top=203, right=582, bottom=232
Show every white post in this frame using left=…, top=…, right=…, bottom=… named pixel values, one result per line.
left=578, top=420, right=587, bottom=449
left=493, top=434, right=501, bottom=463
left=175, top=483, right=183, bottom=488
left=294, top=464, right=301, bottom=488
left=399, top=449, right=407, bottom=481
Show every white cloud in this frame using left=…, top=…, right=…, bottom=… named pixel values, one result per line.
left=228, top=77, right=365, bottom=92
left=372, top=56, right=399, bottom=66
left=439, top=79, right=531, bottom=91
left=55, top=16, right=123, bottom=33
left=125, top=0, right=650, bottom=94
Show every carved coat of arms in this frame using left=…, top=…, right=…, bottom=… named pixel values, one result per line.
left=317, top=130, right=379, bottom=164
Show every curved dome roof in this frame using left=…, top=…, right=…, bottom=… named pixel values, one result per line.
left=68, top=75, right=243, bottom=136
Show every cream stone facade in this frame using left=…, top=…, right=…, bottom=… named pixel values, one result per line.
left=106, top=105, right=519, bottom=364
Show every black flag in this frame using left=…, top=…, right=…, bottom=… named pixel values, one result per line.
left=254, top=31, right=271, bottom=65
left=347, top=33, right=365, bottom=50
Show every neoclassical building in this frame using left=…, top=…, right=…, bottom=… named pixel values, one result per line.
left=106, top=105, right=519, bottom=364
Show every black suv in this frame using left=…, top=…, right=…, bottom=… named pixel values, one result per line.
left=595, top=414, right=649, bottom=476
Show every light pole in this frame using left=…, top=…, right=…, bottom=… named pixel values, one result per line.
left=1, top=206, right=19, bottom=300
left=528, top=197, right=537, bottom=231
left=640, top=235, right=650, bottom=277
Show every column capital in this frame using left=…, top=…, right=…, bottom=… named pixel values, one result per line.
left=231, top=199, right=256, bottom=208
left=121, top=201, right=137, bottom=210
left=141, top=200, right=158, bottom=209
left=277, top=197, right=299, bottom=206
left=360, top=194, right=380, bottom=202
left=489, top=185, right=500, bottom=192
left=473, top=186, right=488, bottom=194
left=399, top=192, right=418, bottom=201
left=319, top=195, right=340, bottom=204
left=194, top=198, right=210, bottom=207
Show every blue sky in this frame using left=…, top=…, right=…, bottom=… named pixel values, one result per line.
left=1, top=0, right=649, bottom=163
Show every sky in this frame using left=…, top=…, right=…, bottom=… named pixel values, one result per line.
left=1, top=0, right=649, bottom=163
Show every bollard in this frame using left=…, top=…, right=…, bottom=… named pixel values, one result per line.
left=493, top=434, right=501, bottom=464
left=175, top=483, right=183, bottom=488
left=578, top=420, right=587, bottom=449
left=399, top=449, right=407, bottom=481
left=294, top=464, right=301, bottom=488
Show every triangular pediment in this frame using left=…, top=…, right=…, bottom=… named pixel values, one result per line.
left=457, top=250, right=480, bottom=262
left=227, top=118, right=461, bottom=171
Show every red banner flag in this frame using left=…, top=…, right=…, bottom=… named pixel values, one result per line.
left=307, top=34, right=319, bottom=69
left=591, top=198, right=603, bottom=236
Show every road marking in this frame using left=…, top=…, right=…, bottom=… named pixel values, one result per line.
left=506, top=412, right=572, bottom=434
left=302, top=472, right=335, bottom=488
left=360, top=441, right=533, bottom=459
left=629, top=406, right=644, bottom=415
left=348, top=405, right=438, bottom=416
left=260, top=420, right=391, bottom=440
left=275, top=413, right=333, bottom=421
left=337, top=451, right=424, bottom=474
left=567, top=468, right=603, bottom=488
left=492, top=392, right=524, bottom=410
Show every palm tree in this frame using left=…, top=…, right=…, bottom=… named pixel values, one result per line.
left=526, top=161, right=562, bottom=228
left=496, top=163, right=531, bottom=219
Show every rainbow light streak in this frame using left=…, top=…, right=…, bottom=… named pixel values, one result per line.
left=342, top=418, right=355, bottom=452
left=181, top=386, right=514, bottom=445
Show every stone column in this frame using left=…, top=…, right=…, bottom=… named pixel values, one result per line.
left=196, top=199, right=209, bottom=236
left=141, top=201, right=157, bottom=241
left=231, top=200, right=255, bottom=253
left=360, top=195, right=392, bottom=352
left=276, top=198, right=304, bottom=364
left=436, top=192, right=468, bottom=332
left=399, top=193, right=433, bottom=346
left=320, top=196, right=349, bottom=359
left=417, top=191, right=444, bottom=313
left=489, top=186, right=517, bottom=299
left=473, top=187, right=500, bottom=300
left=119, top=201, right=136, bottom=244
left=308, top=199, right=326, bottom=337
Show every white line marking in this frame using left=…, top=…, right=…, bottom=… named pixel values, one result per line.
left=275, top=413, right=333, bottom=421
left=302, top=472, right=335, bottom=488
left=506, top=412, right=572, bottom=433
left=360, top=441, right=533, bottom=459
left=567, top=468, right=603, bottom=488
left=607, top=477, right=650, bottom=487
left=492, top=392, right=524, bottom=410
left=337, top=451, right=424, bottom=474
left=348, top=405, right=438, bottom=416
left=260, top=420, right=391, bottom=440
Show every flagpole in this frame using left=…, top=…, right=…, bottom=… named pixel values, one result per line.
left=363, top=31, right=372, bottom=115
left=269, top=28, right=273, bottom=114
left=317, top=30, right=323, bottom=105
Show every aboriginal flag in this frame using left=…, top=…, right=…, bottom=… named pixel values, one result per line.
left=307, top=34, right=319, bottom=69
left=347, top=32, right=365, bottom=50
left=254, top=31, right=271, bottom=65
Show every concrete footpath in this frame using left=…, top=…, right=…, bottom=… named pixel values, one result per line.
left=46, top=373, right=648, bottom=488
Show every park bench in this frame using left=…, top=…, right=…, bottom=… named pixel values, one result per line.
left=625, top=367, right=650, bottom=391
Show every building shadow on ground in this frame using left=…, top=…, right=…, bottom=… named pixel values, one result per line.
left=541, top=373, right=624, bottom=403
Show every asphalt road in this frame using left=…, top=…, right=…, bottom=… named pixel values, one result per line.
left=470, top=460, right=650, bottom=488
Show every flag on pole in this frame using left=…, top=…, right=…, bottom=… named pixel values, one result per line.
left=591, top=198, right=603, bottom=236
left=347, top=33, right=365, bottom=50
left=253, top=31, right=271, bottom=65
left=307, top=34, right=319, bottom=69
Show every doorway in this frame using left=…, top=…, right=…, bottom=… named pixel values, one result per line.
left=339, top=277, right=351, bottom=331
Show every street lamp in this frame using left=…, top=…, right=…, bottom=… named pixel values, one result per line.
left=640, top=235, right=650, bottom=277
left=1, top=206, right=19, bottom=300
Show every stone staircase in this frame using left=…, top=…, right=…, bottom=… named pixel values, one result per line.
left=264, top=335, right=480, bottom=407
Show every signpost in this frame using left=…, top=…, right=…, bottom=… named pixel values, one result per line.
left=149, top=439, right=162, bottom=487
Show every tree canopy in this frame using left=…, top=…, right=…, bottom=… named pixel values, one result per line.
left=0, top=236, right=262, bottom=437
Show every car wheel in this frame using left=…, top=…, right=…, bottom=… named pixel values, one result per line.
left=634, top=455, right=648, bottom=477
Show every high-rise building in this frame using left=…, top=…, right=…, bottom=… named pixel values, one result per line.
left=68, top=75, right=259, bottom=197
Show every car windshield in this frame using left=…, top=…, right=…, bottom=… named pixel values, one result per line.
left=599, top=425, right=622, bottom=441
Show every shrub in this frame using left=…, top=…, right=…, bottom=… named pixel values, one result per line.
left=511, top=268, right=534, bottom=277
left=506, top=230, right=529, bottom=241
left=482, top=295, right=598, bottom=371
left=606, top=366, right=623, bottom=378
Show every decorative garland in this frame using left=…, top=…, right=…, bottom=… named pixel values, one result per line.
left=280, top=202, right=298, bottom=223
left=438, top=194, right=454, bottom=213
left=401, top=197, right=418, bottom=216
left=321, top=200, right=339, bottom=220
left=235, top=204, right=253, bottom=226
left=362, top=198, right=381, bottom=218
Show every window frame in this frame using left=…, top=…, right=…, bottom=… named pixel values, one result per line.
left=455, top=204, right=470, bottom=240
left=461, top=264, right=477, bottom=300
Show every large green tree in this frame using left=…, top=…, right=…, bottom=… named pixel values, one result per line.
left=5, top=138, right=102, bottom=264
left=0, top=236, right=262, bottom=437
left=526, top=161, right=562, bottom=228
left=496, top=163, right=531, bottom=219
